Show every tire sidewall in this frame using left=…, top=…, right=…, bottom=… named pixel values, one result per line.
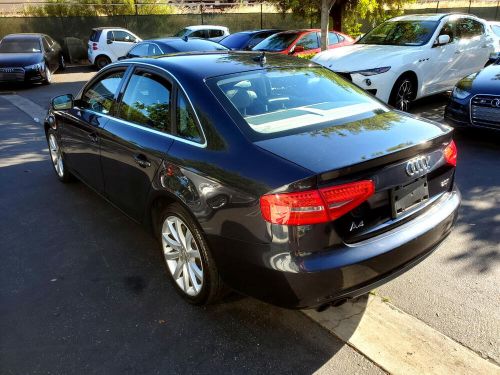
left=95, top=56, right=110, bottom=70
left=46, top=128, right=70, bottom=182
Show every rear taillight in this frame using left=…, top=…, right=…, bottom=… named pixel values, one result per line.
left=444, top=140, right=457, bottom=167
left=92, top=42, right=98, bottom=50
left=260, top=180, right=375, bottom=226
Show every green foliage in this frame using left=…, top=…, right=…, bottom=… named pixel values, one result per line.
left=22, top=0, right=173, bottom=17
left=296, top=52, right=318, bottom=60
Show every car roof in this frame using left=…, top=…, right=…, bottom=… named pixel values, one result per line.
left=2, top=33, right=43, bottom=40
left=184, top=25, right=228, bottom=31
left=229, top=29, right=282, bottom=35
left=92, top=27, right=129, bottom=31
left=145, top=37, right=226, bottom=50
left=391, top=13, right=481, bottom=22
left=121, top=51, right=314, bottom=80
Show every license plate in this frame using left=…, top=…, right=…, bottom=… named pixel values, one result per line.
left=390, top=177, right=429, bottom=218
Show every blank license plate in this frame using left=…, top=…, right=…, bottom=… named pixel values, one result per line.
left=390, top=177, right=429, bottom=218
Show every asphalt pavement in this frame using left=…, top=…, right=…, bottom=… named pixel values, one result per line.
left=0, top=67, right=499, bottom=374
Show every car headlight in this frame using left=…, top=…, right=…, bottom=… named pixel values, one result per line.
left=25, top=63, right=43, bottom=71
left=350, top=66, right=391, bottom=76
left=452, top=87, right=471, bottom=100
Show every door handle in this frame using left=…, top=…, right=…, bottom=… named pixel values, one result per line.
left=88, top=132, right=98, bottom=142
left=133, top=154, right=151, bottom=168
left=454, top=50, right=462, bottom=54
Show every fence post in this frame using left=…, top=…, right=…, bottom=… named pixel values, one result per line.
left=200, top=4, right=204, bottom=25
left=260, top=2, right=263, bottom=29
left=496, top=0, right=499, bottom=20
left=435, top=1, right=440, bottom=13
left=468, top=0, right=472, bottom=13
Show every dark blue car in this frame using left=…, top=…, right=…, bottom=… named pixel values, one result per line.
left=45, top=52, right=460, bottom=309
left=219, top=29, right=282, bottom=50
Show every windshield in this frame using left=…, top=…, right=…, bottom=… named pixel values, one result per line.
left=358, top=20, right=439, bottom=46
left=0, top=39, right=42, bottom=53
left=210, top=67, right=386, bottom=138
left=173, top=28, right=189, bottom=37
left=220, top=33, right=252, bottom=49
left=252, top=33, right=298, bottom=52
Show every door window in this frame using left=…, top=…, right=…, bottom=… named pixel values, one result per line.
left=296, top=32, right=319, bottom=50
left=438, top=21, right=455, bottom=42
left=113, top=30, right=136, bottom=42
left=328, top=32, right=339, bottom=45
left=176, top=91, right=202, bottom=143
left=209, top=29, right=224, bottom=38
left=128, top=43, right=149, bottom=57
left=148, top=44, right=163, bottom=56
left=118, top=70, right=172, bottom=132
left=456, top=18, right=484, bottom=39
left=81, top=70, right=125, bottom=114
left=190, top=30, right=208, bottom=38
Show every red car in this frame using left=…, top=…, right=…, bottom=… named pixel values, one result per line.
left=252, top=29, right=353, bottom=56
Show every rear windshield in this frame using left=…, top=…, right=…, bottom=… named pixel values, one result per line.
left=168, top=38, right=228, bottom=52
left=252, top=33, right=298, bottom=52
left=219, top=33, right=252, bottom=49
left=209, top=67, right=387, bottom=138
left=0, top=38, right=41, bottom=53
left=89, top=30, right=102, bottom=42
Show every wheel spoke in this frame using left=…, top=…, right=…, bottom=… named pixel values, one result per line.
left=176, top=218, right=187, bottom=248
left=172, top=259, right=183, bottom=279
left=189, top=262, right=203, bottom=281
left=182, top=263, right=190, bottom=291
left=164, top=250, right=180, bottom=260
left=187, top=264, right=200, bottom=292
left=162, top=232, right=181, bottom=250
left=167, top=219, right=181, bottom=245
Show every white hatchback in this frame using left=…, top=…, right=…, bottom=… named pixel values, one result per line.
left=313, top=13, right=495, bottom=111
left=173, top=25, right=230, bottom=42
left=88, top=27, right=142, bottom=69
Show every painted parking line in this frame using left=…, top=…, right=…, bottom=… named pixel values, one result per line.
left=1, top=94, right=47, bottom=124
left=305, top=295, right=499, bottom=375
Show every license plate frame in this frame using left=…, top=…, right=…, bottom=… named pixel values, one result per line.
left=390, top=177, right=429, bottom=218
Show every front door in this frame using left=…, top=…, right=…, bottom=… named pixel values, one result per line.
left=99, top=66, right=174, bottom=221
left=59, top=67, right=127, bottom=192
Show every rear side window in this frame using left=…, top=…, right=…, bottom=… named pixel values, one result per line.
left=89, top=30, right=102, bottom=42
left=118, top=70, right=172, bottom=132
left=190, top=30, right=208, bottom=38
left=148, top=44, right=163, bottom=55
left=456, top=18, right=484, bottom=39
left=209, top=29, right=224, bottom=38
left=296, top=32, right=319, bottom=50
left=328, top=32, right=339, bottom=45
left=81, top=70, right=125, bottom=114
left=113, top=30, right=136, bottom=42
left=128, top=43, right=149, bottom=57
left=176, top=91, right=202, bottom=143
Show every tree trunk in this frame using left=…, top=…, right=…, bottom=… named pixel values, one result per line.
left=330, top=1, right=343, bottom=32
left=320, top=0, right=336, bottom=51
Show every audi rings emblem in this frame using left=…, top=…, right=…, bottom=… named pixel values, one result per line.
left=406, top=156, right=431, bottom=176
left=491, top=99, right=500, bottom=108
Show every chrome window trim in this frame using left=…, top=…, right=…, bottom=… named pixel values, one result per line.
left=80, top=60, right=208, bottom=148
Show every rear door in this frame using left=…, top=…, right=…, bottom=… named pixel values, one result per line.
left=99, top=65, right=174, bottom=221
left=59, top=67, right=127, bottom=192
left=455, top=17, right=492, bottom=73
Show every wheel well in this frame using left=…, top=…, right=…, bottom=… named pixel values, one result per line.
left=396, top=71, right=418, bottom=100
left=94, top=54, right=111, bottom=63
left=147, top=194, right=179, bottom=236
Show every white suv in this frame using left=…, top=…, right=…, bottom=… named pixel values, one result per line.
left=313, top=14, right=495, bottom=111
left=173, top=25, right=230, bottom=42
left=88, top=27, right=142, bottom=69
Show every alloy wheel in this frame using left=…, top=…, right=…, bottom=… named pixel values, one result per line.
left=395, top=79, right=413, bottom=111
left=161, top=215, right=204, bottom=296
left=48, top=133, right=64, bottom=178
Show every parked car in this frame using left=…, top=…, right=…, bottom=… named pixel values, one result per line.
left=88, top=27, right=142, bottom=69
left=444, top=58, right=500, bottom=131
left=488, top=21, right=500, bottom=62
left=173, top=25, right=229, bottom=42
left=252, top=29, right=353, bottom=57
left=45, top=52, right=460, bottom=309
left=219, top=29, right=283, bottom=50
left=313, top=13, right=495, bottom=111
left=120, top=37, right=228, bottom=59
left=0, top=33, right=64, bottom=85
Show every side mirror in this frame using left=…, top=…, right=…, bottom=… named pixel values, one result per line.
left=52, top=94, right=73, bottom=110
left=435, top=34, right=450, bottom=46
left=292, top=45, right=305, bottom=54
left=107, top=39, right=113, bottom=44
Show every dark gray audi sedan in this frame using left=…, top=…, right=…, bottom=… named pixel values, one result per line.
left=45, top=52, right=460, bottom=309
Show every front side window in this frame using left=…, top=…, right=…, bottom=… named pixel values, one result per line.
left=176, top=91, right=202, bottom=143
left=438, top=21, right=455, bottom=42
left=211, top=67, right=386, bottom=138
left=209, top=29, right=224, bottom=38
left=113, top=30, right=135, bottom=42
left=81, top=70, right=125, bottom=114
left=118, top=70, right=172, bottom=132
left=296, top=32, right=319, bottom=50
left=358, top=20, right=439, bottom=46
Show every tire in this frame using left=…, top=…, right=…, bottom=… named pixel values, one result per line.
left=46, top=128, right=73, bottom=182
left=389, top=75, right=416, bottom=112
left=42, top=63, right=52, bottom=85
left=58, top=54, right=66, bottom=71
left=158, top=203, right=225, bottom=305
left=94, top=55, right=111, bottom=70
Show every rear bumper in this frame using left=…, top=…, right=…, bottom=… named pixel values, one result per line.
left=209, top=188, right=460, bottom=309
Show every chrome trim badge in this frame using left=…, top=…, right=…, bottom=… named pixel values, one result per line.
left=406, top=155, right=431, bottom=176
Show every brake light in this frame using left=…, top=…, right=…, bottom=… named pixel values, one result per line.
left=260, top=180, right=375, bottom=226
left=92, top=42, right=98, bottom=50
left=444, top=140, right=457, bottom=167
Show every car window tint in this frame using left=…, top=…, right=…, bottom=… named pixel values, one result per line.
left=42, top=37, right=51, bottom=51
left=328, top=32, right=339, bottom=45
left=176, top=91, right=202, bottom=143
left=129, top=43, right=149, bottom=57
left=119, top=70, right=172, bottom=132
left=89, top=30, right=101, bottom=42
left=438, top=21, right=455, bottom=42
left=338, top=34, right=345, bottom=42
left=190, top=30, right=207, bottom=38
left=81, top=70, right=125, bottom=114
left=456, top=18, right=484, bottom=39
left=296, top=32, right=319, bottom=50
left=209, top=29, right=224, bottom=38
left=248, top=32, right=274, bottom=49
left=149, top=44, right=163, bottom=55
left=114, top=30, right=135, bottom=42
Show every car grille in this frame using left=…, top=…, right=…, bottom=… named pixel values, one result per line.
left=471, top=95, right=500, bottom=129
left=334, top=72, right=352, bottom=82
left=0, top=67, right=25, bottom=81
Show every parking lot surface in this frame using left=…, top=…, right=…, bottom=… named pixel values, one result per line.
left=0, top=66, right=499, bottom=373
